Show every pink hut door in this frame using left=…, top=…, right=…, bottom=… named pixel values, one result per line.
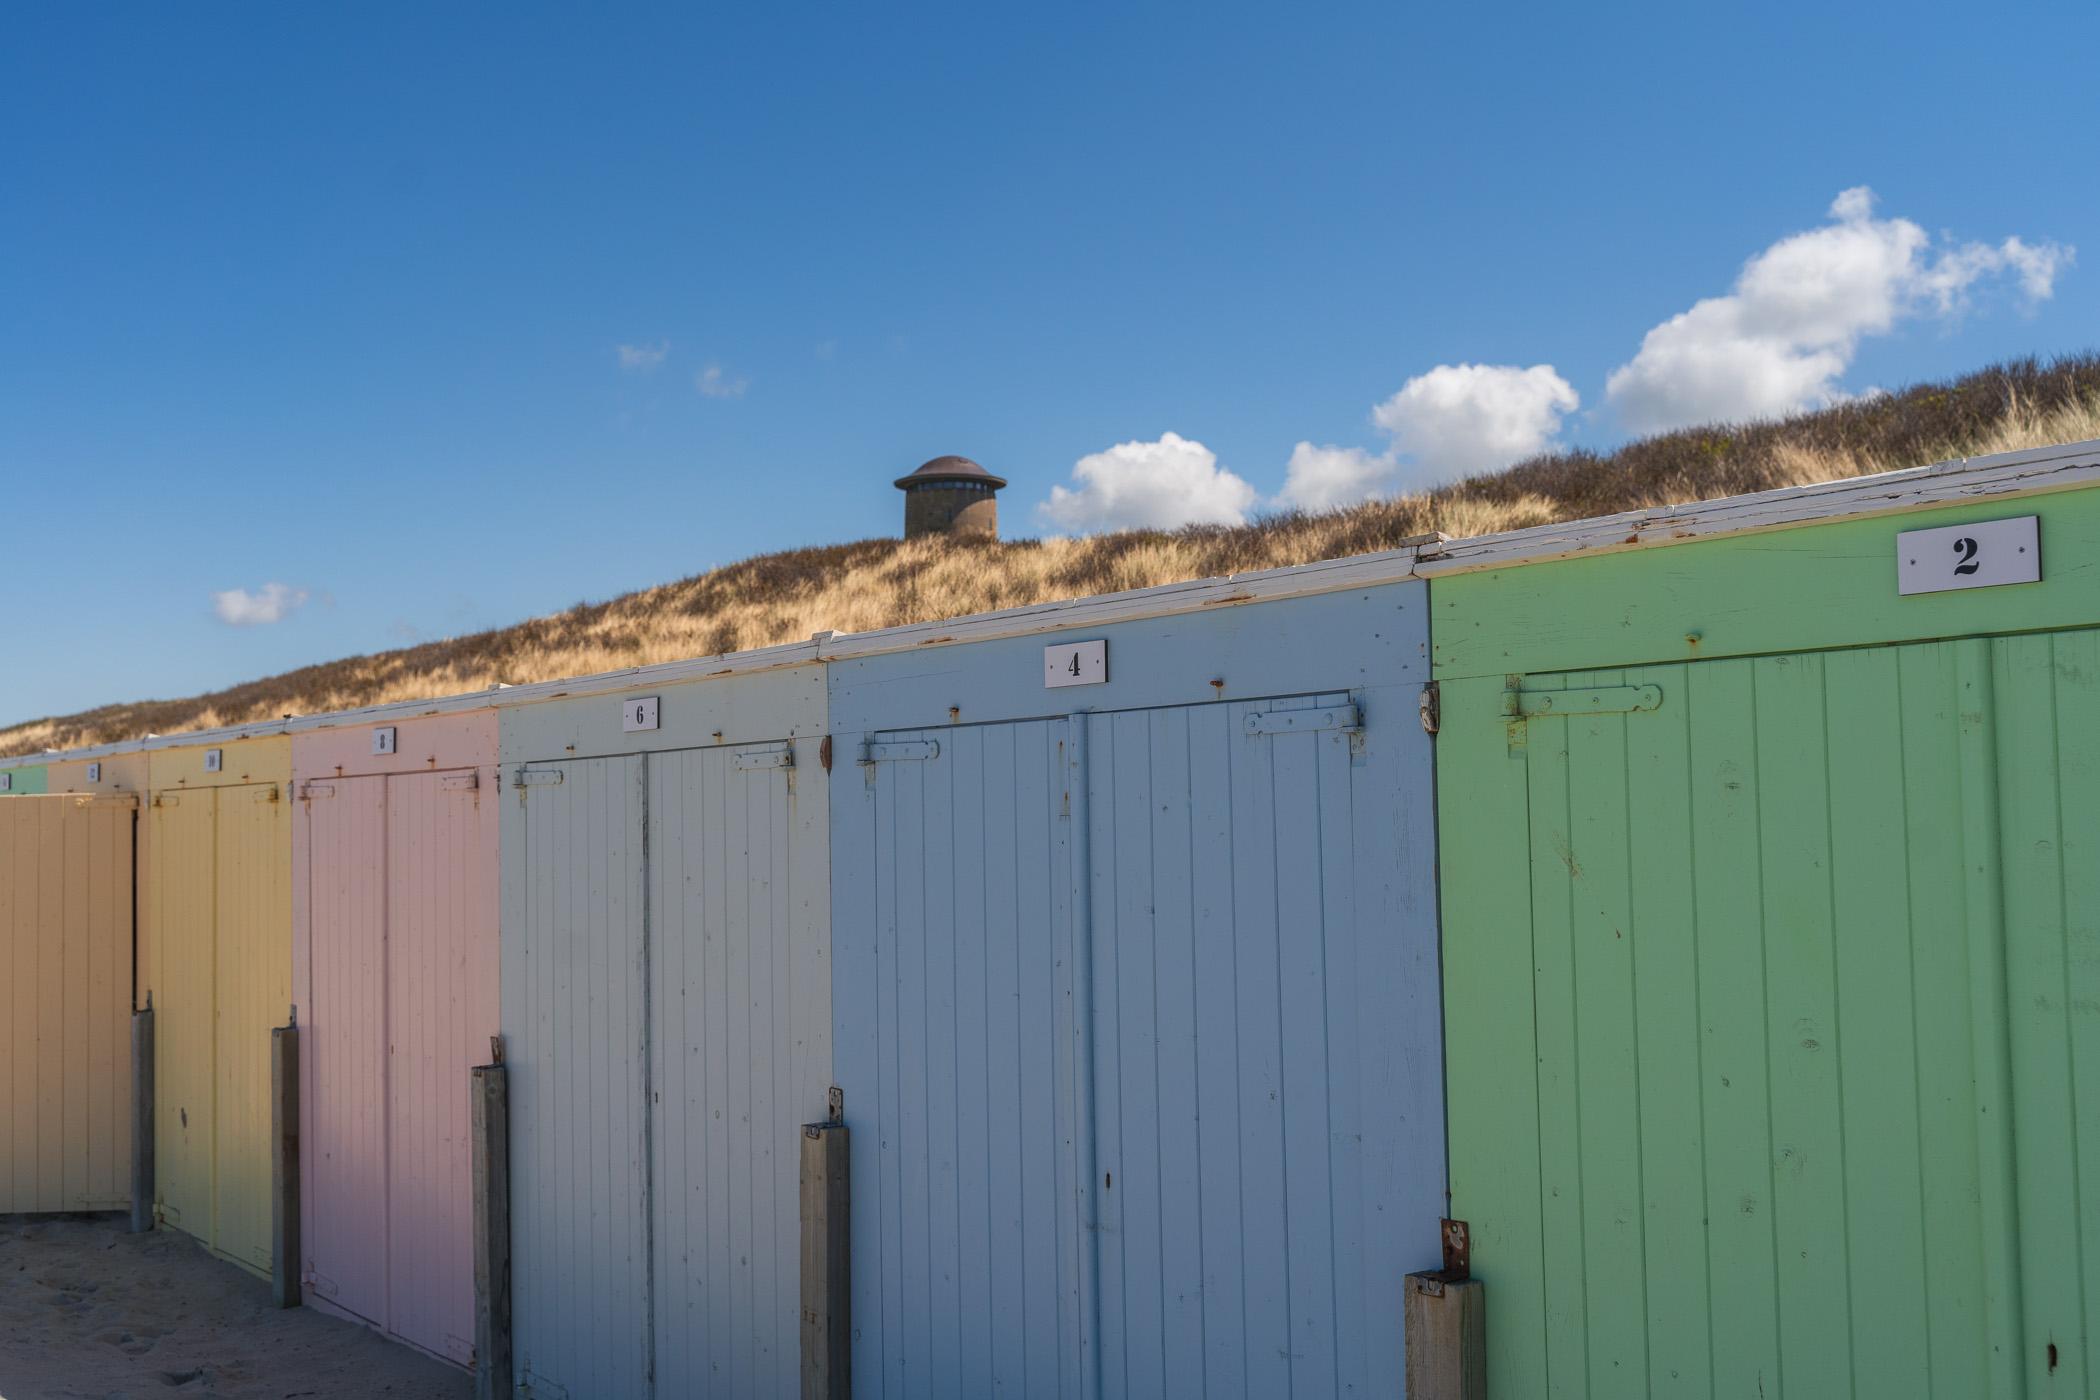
left=383, top=768, right=491, bottom=1367
left=304, top=767, right=494, bottom=1368
left=304, top=777, right=390, bottom=1319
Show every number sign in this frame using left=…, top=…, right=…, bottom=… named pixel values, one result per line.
left=371, top=726, right=398, bottom=756
left=86, top=763, right=101, bottom=782
left=622, top=696, right=661, bottom=732
left=1897, top=516, right=2041, bottom=595
left=203, top=748, right=224, bottom=773
left=1044, top=639, right=1108, bottom=688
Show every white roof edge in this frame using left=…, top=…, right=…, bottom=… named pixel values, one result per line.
left=1417, top=436, right=2100, bottom=576
left=814, top=543, right=1425, bottom=663
left=11, top=433, right=2100, bottom=769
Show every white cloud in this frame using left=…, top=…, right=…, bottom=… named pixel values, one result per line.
left=213, top=582, right=309, bottom=627
left=1036, top=432, right=1258, bottom=532
left=1276, top=443, right=1400, bottom=513
left=697, top=363, right=749, bottom=399
left=1276, top=363, right=1579, bottom=511
left=617, top=340, right=668, bottom=371
left=1372, top=363, right=1580, bottom=477
left=1606, top=187, right=2073, bottom=433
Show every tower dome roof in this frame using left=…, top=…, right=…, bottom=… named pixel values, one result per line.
left=894, top=455, right=1008, bottom=491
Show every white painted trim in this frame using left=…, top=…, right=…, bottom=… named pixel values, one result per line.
left=10, top=434, right=2100, bottom=768
left=1416, top=437, right=2100, bottom=576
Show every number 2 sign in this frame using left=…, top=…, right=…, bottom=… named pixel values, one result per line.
left=1897, top=516, right=2041, bottom=595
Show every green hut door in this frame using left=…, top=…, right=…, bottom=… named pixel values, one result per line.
left=1499, top=633, right=2094, bottom=1399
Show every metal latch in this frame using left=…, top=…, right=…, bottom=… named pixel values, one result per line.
left=1503, top=684, right=1663, bottom=719
left=300, top=782, right=336, bottom=800
left=1418, top=683, right=1440, bottom=735
left=514, top=768, right=565, bottom=788
left=440, top=773, right=480, bottom=792
left=863, top=740, right=939, bottom=763
left=1245, top=704, right=1361, bottom=736
left=735, top=749, right=794, bottom=771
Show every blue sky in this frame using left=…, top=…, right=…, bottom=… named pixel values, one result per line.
left=3, top=3, right=2096, bottom=725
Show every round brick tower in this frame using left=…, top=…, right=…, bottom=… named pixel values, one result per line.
left=895, top=455, right=1006, bottom=541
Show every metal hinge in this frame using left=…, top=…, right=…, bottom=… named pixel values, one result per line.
left=1418, top=683, right=1440, bottom=735
left=863, top=740, right=939, bottom=764
left=1502, top=683, right=1663, bottom=719
left=1245, top=704, right=1361, bottom=736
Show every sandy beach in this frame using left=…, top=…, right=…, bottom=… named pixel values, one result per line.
left=0, top=1213, right=472, bottom=1400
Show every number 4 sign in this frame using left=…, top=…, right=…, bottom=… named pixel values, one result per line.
left=1897, top=516, right=2040, bottom=595
left=1044, top=639, right=1107, bottom=688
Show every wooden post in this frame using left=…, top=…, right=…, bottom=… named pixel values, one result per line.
left=1404, top=1272, right=1486, bottom=1400
left=271, top=1017, right=300, bottom=1309
left=800, top=1114, right=850, bottom=1400
left=130, top=1002, right=154, bottom=1234
left=472, top=1055, right=512, bottom=1400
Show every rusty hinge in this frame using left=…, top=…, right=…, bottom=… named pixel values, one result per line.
left=1502, top=683, right=1663, bottom=719
left=1418, top=683, right=1440, bottom=735
left=819, top=735, right=833, bottom=772
left=1442, top=1217, right=1470, bottom=1278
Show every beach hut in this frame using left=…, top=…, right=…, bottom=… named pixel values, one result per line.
left=499, top=646, right=831, bottom=1400
left=0, top=761, right=49, bottom=794
left=290, top=707, right=500, bottom=1367
left=1428, top=438, right=2100, bottom=1398
left=824, top=559, right=1446, bottom=1400
left=0, top=789, right=136, bottom=1213
left=146, top=729, right=293, bottom=1278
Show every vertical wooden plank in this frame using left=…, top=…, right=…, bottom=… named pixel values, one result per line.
left=272, top=1020, right=301, bottom=1308
left=1437, top=673, right=1546, bottom=1400
left=1685, top=658, right=1784, bottom=1399
left=1618, top=664, right=1713, bottom=1399
left=1954, top=639, right=2028, bottom=1399
left=1, top=805, right=18, bottom=1211
left=1404, top=1274, right=1488, bottom=1400
left=305, top=776, right=389, bottom=1322
left=1558, top=676, right=1649, bottom=1399
left=1994, top=633, right=2088, bottom=1394
left=62, top=799, right=90, bottom=1206
left=801, top=1119, right=851, bottom=1399
left=38, top=798, right=64, bottom=1209
left=1225, top=701, right=1291, bottom=1400
left=1146, top=707, right=1207, bottom=1394
left=1823, top=647, right=1932, bottom=1394
left=948, top=729, right=994, bottom=1397
left=2043, top=629, right=2100, bottom=1389
left=132, top=1002, right=155, bottom=1231
left=1752, top=653, right=1856, bottom=1393
left=1893, top=643, right=1990, bottom=1399
left=1520, top=672, right=1589, bottom=1400
left=473, top=1060, right=512, bottom=1400
left=153, top=790, right=218, bottom=1243
left=1269, top=720, right=1340, bottom=1400
left=86, top=803, right=115, bottom=1205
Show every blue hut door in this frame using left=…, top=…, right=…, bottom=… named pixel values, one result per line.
left=1083, top=693, right=1414, bottom=1400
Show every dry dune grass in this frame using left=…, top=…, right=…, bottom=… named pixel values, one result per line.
left=7, top=355, right=2099, bottom=757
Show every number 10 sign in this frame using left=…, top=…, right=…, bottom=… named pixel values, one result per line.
left=1897, top=516, right=2040, bottom=595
